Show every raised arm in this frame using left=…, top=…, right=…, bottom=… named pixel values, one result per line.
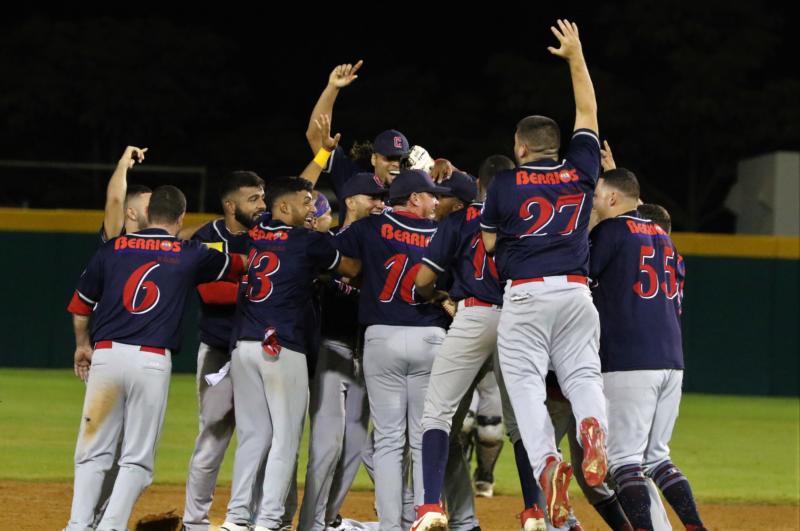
left=548, top=20, right=597, bottom=134
left=103, top=146, right=147, bottom=240
left=299, top=114, right=342, bottom=187
left=305, top=60, right=363, bottom=154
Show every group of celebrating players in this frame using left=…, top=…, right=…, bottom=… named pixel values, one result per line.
left=62, top=19, right=707, bottom=531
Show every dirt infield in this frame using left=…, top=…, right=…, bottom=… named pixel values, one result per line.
left=2, top=481, right=798, bottom=530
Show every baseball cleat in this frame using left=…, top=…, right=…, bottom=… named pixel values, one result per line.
left=519, top=504, right=546, bottom=531
left=474, top=480, right=494, bottom=498
left=539, top=457, right=573, bottom=528
left=568, top=524, right=585, bottom=531
left=410, top=503, right=448, bottom=531
left=579, top=417, right=608, bottom=487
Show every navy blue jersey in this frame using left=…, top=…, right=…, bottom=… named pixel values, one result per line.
left=70, top=228, right=235, bottom=350
left=192, top=219, right=252, bottom=350
left=320, top=227, right=361, bottom=345
left=335, top=211, right=449, bottom=329
left=480, top=129, right=601, bottom=280
left=422, top=203, right=503, bottom=305
left=236, top=219, right=341, bottom=355
left=589, top=211, right=684, bottom=372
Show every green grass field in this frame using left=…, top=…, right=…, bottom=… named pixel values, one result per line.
left=1, top=368, right=797, bottom=504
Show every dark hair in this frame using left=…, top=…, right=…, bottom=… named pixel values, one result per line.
left=124, top=184, right=152, bottom=205
left=478, top=154, right=515, bottom=193
left=147, top=185, right=187, bottom=225
left=349, top=141, right=375, bottom=170
left=389, top=195, right=410, bottom=207
left=639, top=203, right=672, bottom=233
left=219, top=170, right=264, bottom=200
left=599, top=168, right=640, bottom=200
left=516, top=115, right=560, bottom=155
left=264, top=176, right=313, bottom=210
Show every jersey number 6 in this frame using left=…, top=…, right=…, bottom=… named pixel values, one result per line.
left=123, top=261, right=161, bottom=315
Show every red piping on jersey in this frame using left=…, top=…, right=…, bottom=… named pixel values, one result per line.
left=197, top=281, right=239, bottom=305
left=511, top=275, right=588, bottom=287
left=94, top=340, right=166, bottom=355
left=67, top=292, right=93, bottom=316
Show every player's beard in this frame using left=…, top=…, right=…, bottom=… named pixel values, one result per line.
left=235, top=205, right=260, bottom=229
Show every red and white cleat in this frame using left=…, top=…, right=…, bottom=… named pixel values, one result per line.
left=410, top=503, right=448, bottom=531
left=519, top=504, right=546, bottom=531
left=579, top=417, right=608, bottom=487
left=539, top=457, right=573, bottom=528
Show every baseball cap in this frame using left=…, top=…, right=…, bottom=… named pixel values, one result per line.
left=389, top=169, right=450, bottom=201
left=341, top=172, right=389, bottom=200
left=373, top=129, right=410, bottom=158
left=439, top=171, right=478, bottom=204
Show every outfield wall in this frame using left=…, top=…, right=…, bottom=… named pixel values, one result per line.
left=0, top=208, right=797, bottom=396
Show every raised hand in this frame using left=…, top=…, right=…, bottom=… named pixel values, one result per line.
left=119, top=146, right=148, bottom=169
left=313, top=113, right=342, bottom=152
left=601, top=140, right=616, bottom=171
left=328, top=60, right=364, bottom=89
left=547, top=19, right=583, bottom=62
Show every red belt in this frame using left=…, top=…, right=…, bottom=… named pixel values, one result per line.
left=463, top=297, right=497, bottom=308
left=94, top=340, right=166, bottom=355
left=510, top=275, right=588, bottom=287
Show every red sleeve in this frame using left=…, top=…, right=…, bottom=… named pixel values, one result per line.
left=67, top=291, right=93, bottom=316
left=197, top=281, right=239, bottom=305
left=223, top=253, right=246, bottom=281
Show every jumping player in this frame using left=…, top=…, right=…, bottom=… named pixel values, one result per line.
left=480, top=20, right=608, bottom=528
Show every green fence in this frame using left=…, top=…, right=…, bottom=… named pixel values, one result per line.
left=0, top=231, right=797, bottom=396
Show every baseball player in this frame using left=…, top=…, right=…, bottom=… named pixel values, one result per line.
left=412, top=166, right=550, bottom=531
left=100, top=146, right=150, bottom=242
left=480, top=20, right=608, bottom=528
left=306, top=61, right=411, bottom=218
left=220, top=177, right=359, bottom=531
left=65, top=185, right=245, bottom=531
left=181, top=170, right=266, bottom=531
left=590, top=169, right=706, bottom=531
left=334, top=169, right=451, bottom=531
left=298, top=176, right=387, bottom=531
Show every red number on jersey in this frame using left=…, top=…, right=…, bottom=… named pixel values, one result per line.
left=246, top=251, right=281, bottom=302
left=661, top=246, right=678, bottom=299
left=518, top=193, right=586, bottom=237
left=123, top=261, right=161, bottom=314
left=633, top=245, right=680, bottom=300
left=379, top=253, right=420, bottom=304
left=470, top=234, right=499, bottom=280
left=633, top=245, right=659, bottom=299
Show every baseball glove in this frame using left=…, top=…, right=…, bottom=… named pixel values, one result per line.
left=133, top=509, right=182, bottom=531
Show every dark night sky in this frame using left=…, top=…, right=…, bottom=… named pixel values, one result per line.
left=1, top=2, right=798, bottom=231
